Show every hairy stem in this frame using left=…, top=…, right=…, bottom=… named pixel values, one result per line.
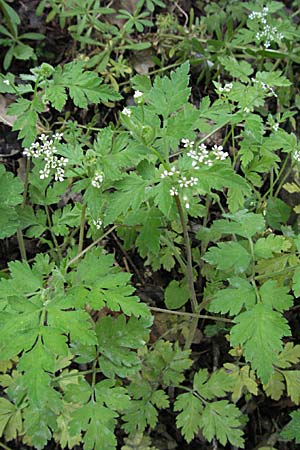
left=174, top=196, right=199, bottom=350
left=78, top=203, right=86, bottom=255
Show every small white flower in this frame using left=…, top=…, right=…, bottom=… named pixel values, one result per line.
left=122, top=107, right=132, bottom=117
left=93, top=218, right=103, bottom=230
left=3, top=79, right=10, bottom=86
left=272, top=123, right=279, bottom=132
left=91, top=171, right=104, bottom=189
left=293, top=150, right=300, bottom=162
left=169, top=186, right=178, bottom=196
left=133, top=90, right=143, bottom=103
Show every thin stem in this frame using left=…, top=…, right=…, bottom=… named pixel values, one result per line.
left=254, top=264, right=299, bottom=281
left=174, top=196, right=199, bottom=350
left=78, top=204, right=86, bottom=255
left=0, top=441, right=13, bottom=450
left=17, top=228, right=27, bottom=261
left=45, top=205, right=62, bottom=261
left=16, top=158, right=31, bottom=261
left=159, top=234, right=187, bottom=274
left=66, top=225, right=117, bottom=269
left=149, top=306, right=232, bottom=323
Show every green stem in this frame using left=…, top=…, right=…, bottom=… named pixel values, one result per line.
left=66, top=225, right=117, bottom=269
left=174, top=196, right=199, bottom=350
left=17, top=228, right=27, bottom=261
left=160, top=234, right=187, bottom=274
left=0, top=441, right=13, bottom=450
left=254, top=264, right=300, bottom=281
left=45, top=205, right=62, bottom=261
left=149, top=306, right=232, bottom=323
left=78, top=204, right=86, bottom=255
left=16, top=158, right=31, bottom=261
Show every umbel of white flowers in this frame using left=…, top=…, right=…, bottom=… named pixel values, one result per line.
left=23, top=133, right=68, bottom=182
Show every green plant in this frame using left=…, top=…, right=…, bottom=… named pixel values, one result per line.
left=0, top=0, right=44, bottom=69
left=1, top=1, right=300, bottom=449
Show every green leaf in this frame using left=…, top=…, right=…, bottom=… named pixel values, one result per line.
left=72, top=248, right=150, bottom=317
left=259, top=281, right=293, bottom=312
left=230, top=303, right=291, bottom=384
left=200, top=400, right=244, bottom=448
left=211, top=211, right=265, bottom=239
left=275, top=342, right=300, bottom=369
left=0, top=397, right=22, bottom=441
left=282, top=371, right=300, bottom=404
left=144, top=341, right=192, bottom=386
left=203, top=242, right=251, bottom=274
left=96, top=315, right=151, bottom=378
left=209, top=278, right=256, bottom=316
left=104, top=173, right=148, bottom=225
left=254, top=234, right=291, bottom=259
left=293, top=267, right=300, bottom=297
left=164, top=280, right=190, bottom=310
left=255, top=71, right=291, bottom=87
left=146, top=61, right=190, bottom=118
left=219, top=56, right=253, bottom=82
left=174, top=392, right=203, bottom=443
left=265, top=198, right=291, bottom=229
left=224, top=363, right=258, bottom=403
left=0, top=165, right=23, bottom=238
left=69, top=401, right=118, bottom=450
left=194, top=369, right=234, bottom=400
left=45, top=61, right=121, bottom=110
left=281, top=410, right=300, bottom=444
left=122, top=375, right=168, bottom=434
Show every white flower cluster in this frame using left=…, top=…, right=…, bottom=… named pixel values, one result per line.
left=93, top=218, right=103, bottom=229
left=3, top=79, right=10, bottom=86
left=91, top=171, right=104, bottom=188
left=133, top=90, right=143, bottom=103
left=122, top=107, right=132, bottom=117
left=249, top=6, right=283, bottom=48
left=184, top=140, right=229, bottom=169
left=217, top=82, right=233, bottom=94
left=293, top=150, right=300, bottom=163
left=251, top=78, right=277, bottom=97
left=178, top=176, right=198, bottom=188
left=23, top=133, right=68, bottom=182
left=272, top=122, right=279, bottom=132
left=249, top=7, right=269, bottom=22
left=160, top=166, right=180, bottom=179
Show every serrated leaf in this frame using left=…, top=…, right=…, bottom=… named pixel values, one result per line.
left=104, top=173, right=148, bottom=225
left=263, top=371, right=285, bottom=401
left=254, top=234, right=291, bottom=259
left=260, top=280, right=293, bottom=312
left=193, top=369, right=234, bottom=400
left=224, top=363, right=258, bottom=403
left=275, top=342, right=300, bottom=369
left=281, top=410, right=300, bottom=444
left=69, top=401, right=118, bottom=450
left=0, top=165, right=23, bottom=238
left=209, top=278, right=255, bottom=316
left=174, top=392, right=203, bottom=443
left=293, top=267, right=300, bottom=297
left=96, top=316, right=150, bottom=378
left=219, top=56, right=253, bottom=82
left=211, top=211, right=265, bottom=239
left=146, top=61, right=190, bottom=118
left=46, top=62, right=121, bottom=110
left=230, top=303, right=291, bottom=383
left=72, top=248, right=150, bottom=317
left=203, top=242, right=251, bottom=274
left=200, top=400, right=244, bottom=448
left=283, top=371, right=300, bottom=404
